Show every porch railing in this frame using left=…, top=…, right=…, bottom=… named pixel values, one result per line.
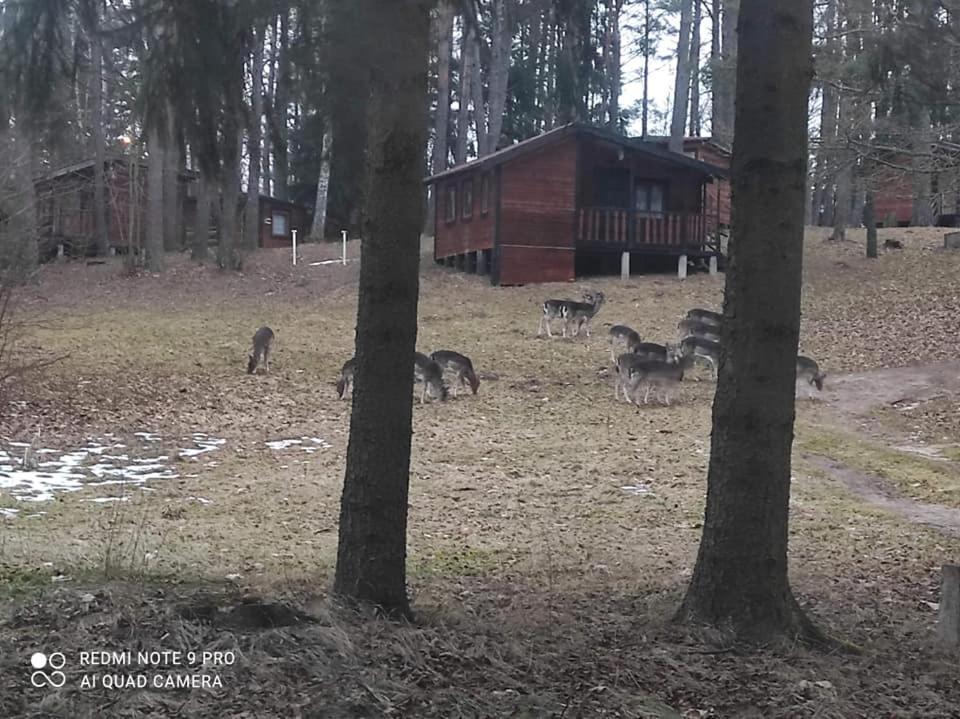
left=576, top=206, right=718, bottom=251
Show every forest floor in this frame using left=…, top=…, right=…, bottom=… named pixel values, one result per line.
left=1, top=227, right=959, bottom=718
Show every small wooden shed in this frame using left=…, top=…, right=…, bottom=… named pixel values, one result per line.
left=425, top=123, right=728, bottom=286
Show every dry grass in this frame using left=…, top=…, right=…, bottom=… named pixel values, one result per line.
left=1, top=228, right=959, bottom=716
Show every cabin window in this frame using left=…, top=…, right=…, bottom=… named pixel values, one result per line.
left=635, top=181, right=666, bottom=215
left=480, top=173, right=491, bottom=215
left=461, top=179, right=474, bottom=219
left=271, top=210, right=289, bottom=237
left=445, top=184, right=457, bottom=222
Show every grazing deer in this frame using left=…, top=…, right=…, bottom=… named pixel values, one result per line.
left=625, top=353, right=696, bottom=406
left=414, top=352, right=448, bottom=403
left=609, top=325, right=642, bottom=361
left=631, top=341, right=672, bottom=362
left=685, top=308, right=722, bottom=326
left=797, top=355, right=827, bottom=392
left=677, top=317, right=721, bottom=344
left=336, top=357, right=356, bottom=399
left=563, top=290, right=606, bottom=337
left=247, top=326, right=275, bottom=374
left=430, top=350, right=480, bottom=396
left=883, top=238, right=903, bottom=250
left=677, top=336, right=722, bottom=379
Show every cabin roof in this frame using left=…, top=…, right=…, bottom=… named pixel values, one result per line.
left=35, top=157, right=199, bottom=183
left=425, top=123, right=729, bottom=184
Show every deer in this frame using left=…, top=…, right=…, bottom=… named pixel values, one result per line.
left=430, top=350, right=480, bottom=397
left=563, top=290, right=606, bottom=337
left=608, top=325, right=642, bottom=361
left=414, top=352, right=448, bottom=403
left=685, top=308, right=722, bottom=326
left=675, top=336, right=722, bottom=379
left=797, top=355, right=827, bottom=392
left=677, top=317, right=721, bottom=344
left=336, top=357, right=356, bottom=399
left=247, top=326, right=275, bottom=374
left=624, top=353, right=696, bottom=406
left=631, top=341, right=672, bottom=362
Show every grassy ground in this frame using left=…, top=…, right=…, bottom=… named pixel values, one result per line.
left=1, top=228, right=959, bottom=717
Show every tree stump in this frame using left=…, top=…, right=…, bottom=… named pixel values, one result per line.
left=938, top=564, right=960, bottom=648
left=945, top=232, right=960, bottom=250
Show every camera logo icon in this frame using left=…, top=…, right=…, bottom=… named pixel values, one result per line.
left=30, top=652, right=67, bottom=688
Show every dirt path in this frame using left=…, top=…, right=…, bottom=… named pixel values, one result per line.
left=809, top=361, right=960, bottom=534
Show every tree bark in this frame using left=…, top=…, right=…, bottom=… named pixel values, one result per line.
left=642, top=0, right=651, bottom=138
left=486, top=0, right=513, bottom=153
left=272, top=10, right=291, bottom=201
left=689, top=0, right=702, bottom=136
left=310, top=129, right=331, bottom=240
left=433, top=1, right=454, bottom=174
left=709, top=0, right=720, bottom=138
left=676, top=0, right=828, bottom=645
left=217, top=122, right=242, bottom=271
left=90, top=17, right=109, bottom=257
left=244, top=23, right=265, bottom=252
left=193, top=171, right=211, bottom=262
left=145, top=124, right=165, bottom=272
left=812, top=0, right=838, bottom=227
left=469, top=28, right=488, bottom=155
left=606, top=0, right=623, bottom=129
left=334, top=0, right=431, bottom=617
left=712, top=0, right=738, bottom=147
left=669, top=0, right=694, bottom=152
left=864, top=189, right=877, bottom=258
left=162, top=108, right=181, bottom=252
left=326, top=0, right=370, bottom=237
left=455, top=22, right=474, bottom=164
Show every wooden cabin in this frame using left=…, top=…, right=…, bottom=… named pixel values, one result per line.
left=425, top=123, right=728, bottom=286
left=34, top=157, right=310, bottom=258
left=647, top=135, right=731, bottom=227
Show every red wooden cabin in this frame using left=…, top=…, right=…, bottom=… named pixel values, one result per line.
left=425, top=123, right=728, bottom=286
left=34, top=157, right=310, bottom=258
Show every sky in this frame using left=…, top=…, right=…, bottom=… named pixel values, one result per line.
left=618, top=4, right=714, bottom=138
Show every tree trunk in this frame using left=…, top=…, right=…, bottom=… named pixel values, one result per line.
left=217, top=123, right=242, bottom=271
left=193, top=171, right=211, bottom=262
left=911, top=111, right=934, bottom=226
left=710, top=0, right=720, bottom=138
left=712, top=0, right=739, bottom=147
left=162, top=109, right=181, bottom=252
left=272, top=10, right=291, bottom=201
left=670, top=0, right=694, bottom=152
left=486, top=0, right=512, bottom=153
left=812, top=0, right=838, bottom=227
left=245, top=23, right=266, bottom=251
left=145, top=125, right=165, bottom=272
left=455, top=22, right=474, bottom=164
left=676, top=0, right=827, bottom=645
left=642, top=0, right=651, bottom=138
left=606, top=0, right=622, bottom=129
left=334, top=0, right=431, bottom=617
left=864, top=189, right=877, bottom=258
left=689, top=0, right=702, bottom=136
left=310, top=129, right=331, bottom=241
left=433, top=1, right=454, bottom=175
left=427, top=0, right=454, bottom=232
left=326, top=0, right=370, bottom=237
left=90, top=20, right=109, bottom=257
left=469, top=28, right=488, bottom=155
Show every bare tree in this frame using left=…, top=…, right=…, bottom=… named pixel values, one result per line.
left=145, top=124, right=165, bottom=272
left=244, top=23, right=266, bottom=252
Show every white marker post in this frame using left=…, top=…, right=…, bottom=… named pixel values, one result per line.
left=341, top=230, right=348, bottom=266
left=292, top=229, right=298, bottom=266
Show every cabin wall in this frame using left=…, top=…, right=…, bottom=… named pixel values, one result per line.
left=434, top=168, right=495, bottom=258
left=685, top=142, right=730, bottom=226
left=496, top=137, right=578, bottom=285
left=260, top=199, right=310, bottom=248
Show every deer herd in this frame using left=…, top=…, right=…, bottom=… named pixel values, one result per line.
left=243, top=286, right=827, bottom=409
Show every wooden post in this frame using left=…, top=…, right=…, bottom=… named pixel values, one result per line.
left=477, top=249, right=487, bottom=275
left=620, top=251, right=630, bottom=280
left=939, top=564, right=960, bottom=648
left=709, top=255, right=718, bottom=275
left=678, top=254, right=688, bottom=279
